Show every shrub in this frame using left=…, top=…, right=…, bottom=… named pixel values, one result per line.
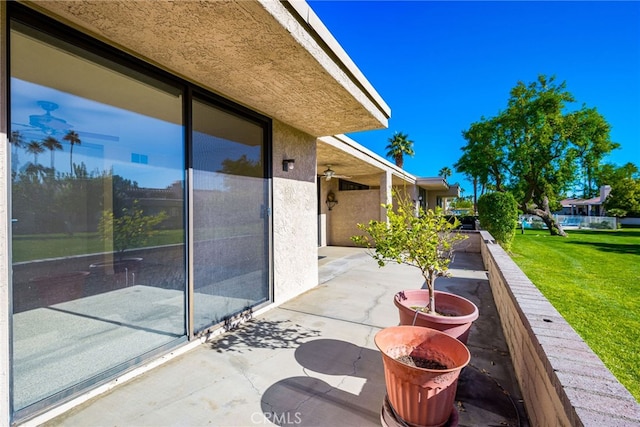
left=478, top=192, right=518, bottom=251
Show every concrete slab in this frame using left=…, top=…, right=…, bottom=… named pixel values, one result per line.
left=40, top=247, right=529, bottom=427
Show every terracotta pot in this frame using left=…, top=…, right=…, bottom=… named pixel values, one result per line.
left=375, top=326, right=470, bottom=427
left=394, top=290, right=479, bottom=344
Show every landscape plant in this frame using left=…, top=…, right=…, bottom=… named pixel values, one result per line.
left=98, top=200, right=167, bottom=260
left=351, top=193, right=467, bottom=315
left=477, top=191, right=519, bottom=251
left=456, top=75, right=618, bottom=236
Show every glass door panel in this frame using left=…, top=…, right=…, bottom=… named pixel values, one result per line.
left=10, top=22, right=186, bottom=412
left=191, top=99, right=270, bottom=332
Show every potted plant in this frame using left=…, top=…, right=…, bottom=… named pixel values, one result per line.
left=375, top=325, right=470, bottom=426
left=92, top=200, right=167, bottom=285
left=351, top=193, right=479, bottom=343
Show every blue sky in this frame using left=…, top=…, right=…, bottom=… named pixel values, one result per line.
left=307, top=1, right=640, bottom=194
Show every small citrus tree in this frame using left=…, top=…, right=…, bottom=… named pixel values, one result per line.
left=351, top=194, right=467, bottom=315
left=98, top=200, right=167, bottom=259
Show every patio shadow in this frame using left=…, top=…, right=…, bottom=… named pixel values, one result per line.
left=209, top=318, right=321, bottom=353
left=261, top=338, right=384, bottom=426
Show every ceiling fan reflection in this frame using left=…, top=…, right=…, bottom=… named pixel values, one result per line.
left=12, top=100, right=119, bottom=142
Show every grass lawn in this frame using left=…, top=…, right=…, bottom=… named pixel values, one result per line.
left=510, top=228, right=640, bottom=401
left=12, top=230, right=184, bottom=263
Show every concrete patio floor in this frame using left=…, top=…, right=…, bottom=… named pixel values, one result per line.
left=40, top=246, right=529, bottom=427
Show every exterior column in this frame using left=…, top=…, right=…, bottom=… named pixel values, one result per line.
left=379, top=170, right=392, bottom=222
left=1, top=2, right=11, bottom=424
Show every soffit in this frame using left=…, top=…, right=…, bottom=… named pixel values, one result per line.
left=317, top=137, right=414, bottom=187
left=23, top=0, right=390, bottom=137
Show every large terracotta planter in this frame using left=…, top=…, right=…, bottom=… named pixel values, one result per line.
left=375, top=326, right=470, bottom=427
left=394, top=290, right=479, bottom=344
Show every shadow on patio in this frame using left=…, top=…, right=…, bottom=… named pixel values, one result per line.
left=41, top=246, right=528, bottom=426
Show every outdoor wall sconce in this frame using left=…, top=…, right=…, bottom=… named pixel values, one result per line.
left=282, top=159, right=295, bottom=172
left=326, top=191, right=338, bottom=210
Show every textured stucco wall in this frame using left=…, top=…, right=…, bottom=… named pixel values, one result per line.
left=328, top=188, right=381, bottom=246
left=271, top=120, right=318, bottom=304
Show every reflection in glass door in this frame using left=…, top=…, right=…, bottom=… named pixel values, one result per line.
left=10, top=20, right=186, bottom=414
left=191, top=98, right=270, bottom=332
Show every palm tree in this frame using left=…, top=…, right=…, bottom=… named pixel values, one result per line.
left=63, top=130, right=81, bottom=176
left=10, top=131, right=24, bottom=172
left=42, top=136, right=63, bottom=170
left=385, top=131, right=415, bottom=169
left=25, top=140, right=44, bottom=164
left=438, top=166, right=452, bottom=180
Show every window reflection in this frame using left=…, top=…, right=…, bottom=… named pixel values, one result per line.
left=191, top=99, right=269, bottom=331
left=10, top=25, right=186, bottom=412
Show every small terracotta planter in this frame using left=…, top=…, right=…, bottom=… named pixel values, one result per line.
left=394, top=290, right=479, bottom=344
left=375, top=325, right=470, bottom=427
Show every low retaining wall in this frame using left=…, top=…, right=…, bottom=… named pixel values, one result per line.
left=479, top=230, right=640, bottom=426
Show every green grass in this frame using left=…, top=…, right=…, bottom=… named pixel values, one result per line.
left=12, top=230, right=184, bottom=263
left=511, top=228, right=640, bottom=401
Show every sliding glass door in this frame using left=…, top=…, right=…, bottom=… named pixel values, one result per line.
left=8, top=4, right=272, bottom=419
left=191, top=98, right=271, bottom=332
left=10, top=20, right=186, bottom=413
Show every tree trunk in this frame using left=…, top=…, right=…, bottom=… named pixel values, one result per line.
left=426, top=270, right=436, bottom=315
left=473, top=177, right=478, bottom=215
left=531, top=195, right=567, bottom=237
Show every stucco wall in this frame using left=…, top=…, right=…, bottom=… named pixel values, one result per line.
left=271, top=120, right=318, bottom=304
left=480, top=231, right=640, bottom=426
left=328, top=188, right=381, bottom=246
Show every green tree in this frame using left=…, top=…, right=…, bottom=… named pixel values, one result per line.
left=98, top=200, right=167, bottom=259
left=455, top=119, right=502, bottom=214
left=595, top=162, right=638, bottom=188
left=604, top=177, right=640, bottom=217
left=438, top=166, right=452, bottom=180
left=459, top=75, right=617, bottom=236
left=385, top=131, right=414, bottom=168
left=63, top=130, right=81, bottom=176
left=478, top=192, right=518, bottom=251
left=220, top=154, right=262, bottom=177
left=42, top=136, right=63, bottom=170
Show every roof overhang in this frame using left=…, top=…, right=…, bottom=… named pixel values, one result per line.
left=416, top=178, right=460, bottom=197
left=416, top=177, right=449, bottom=191
left=317, top=135, right=415, bottom=187
left=23, top=0, right=390, bottom=137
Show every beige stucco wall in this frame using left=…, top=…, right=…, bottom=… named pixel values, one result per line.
left=271, top=120, right=318, bottom=303
left=327, top=188, right=381, bottom=246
